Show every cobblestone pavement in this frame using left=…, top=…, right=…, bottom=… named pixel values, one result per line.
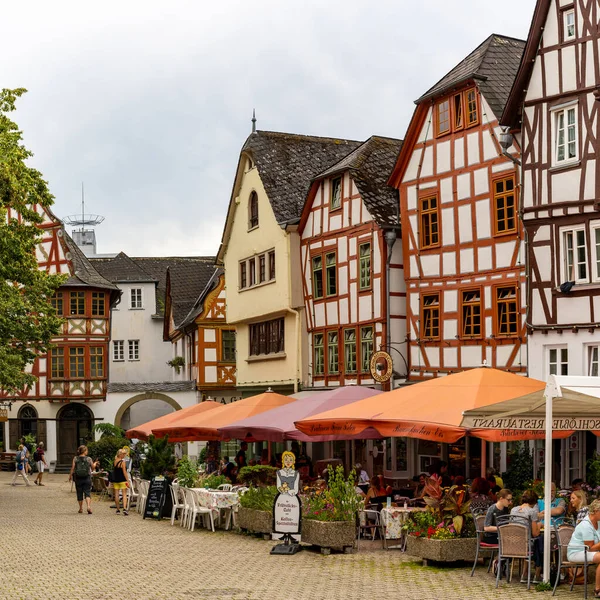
left=0, top=473, right=588, bottom=599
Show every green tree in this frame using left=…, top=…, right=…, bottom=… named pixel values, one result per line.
left=0, top=88, right=65, bottom=393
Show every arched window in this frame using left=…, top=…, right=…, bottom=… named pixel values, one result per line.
left=249, top=192, right=259, bottom=229
left=18, top=404, right=38, bottom=439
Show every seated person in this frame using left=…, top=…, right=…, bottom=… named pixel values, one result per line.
left=377, top=474, right=392, bottom=496
left=355, top=463, right=369, bottom=485
left=221, top=456, right=236, bottom=482
left=260, top=449, right=269, bottom=465
left=567, top=499, right=600, bottom=595
left=364, top=477, right=387, bottom=506
left=512, top=490, right=543, bottom=582
left=414, top=473, right=428, bottom=499
left=483, top=488, right=512, bottom=544
left=470, top=477, right=493, bottom=513
left=571, top=478, right=584, bottom=492
left=569, top=489, right=589, bottom=525
left=537, top=482, right=566, bottom=527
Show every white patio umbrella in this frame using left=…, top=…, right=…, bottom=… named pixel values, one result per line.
left=461, top=375, right=600, bottom=583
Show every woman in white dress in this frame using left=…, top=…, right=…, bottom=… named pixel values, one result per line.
left=274, top=451, right=301, bottom=540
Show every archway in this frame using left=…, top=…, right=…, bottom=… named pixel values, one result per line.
left=114, top=393, right=182, bottom=431
left=57, top=403, right=93, bottom=465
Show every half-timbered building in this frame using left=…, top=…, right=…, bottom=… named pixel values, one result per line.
left=389, top=34, right=527, bottom=381
left=218, top=129, right=361, bottom=396
left=501, top=0, right=600, bottom=482
left=1, top=206, right=120, bottom=466
left=299, top=135, right=406, bottom=389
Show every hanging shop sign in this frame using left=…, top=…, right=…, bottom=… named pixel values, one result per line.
left=370, top=351, right=393, bottom=383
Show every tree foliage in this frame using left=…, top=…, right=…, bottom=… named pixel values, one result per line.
left=140, top=435, right=176, bottom=480
left=0, top=88, right=66, bottom=393
left=502, top=442, right=534, bottom=492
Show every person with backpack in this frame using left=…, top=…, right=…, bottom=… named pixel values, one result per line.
left=69, top=445, right=99, bottom=514
left=112, top=449, right=130, bottom=516
left=11, top=444, right=31, bottom=487
left=33, top=442, right=48, bottom=486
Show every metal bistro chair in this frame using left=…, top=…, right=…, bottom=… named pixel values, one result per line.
left=357, top=509, right=385, bottom=550
left=553, top=524, right=590, bottom=599
left=496, top=517, right=533, bottom=590
left=471, top=510, right=498, bottom=576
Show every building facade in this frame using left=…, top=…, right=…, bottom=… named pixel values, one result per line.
left=390, top=34, right=527, bottom=381
left=218, top=130, right=361, bottom=395
left=299, top=135, right=406, bottom=389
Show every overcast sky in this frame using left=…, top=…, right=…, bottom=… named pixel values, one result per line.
left=4, top=0, right=536, bottom=257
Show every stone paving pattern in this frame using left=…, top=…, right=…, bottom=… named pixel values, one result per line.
left=0, top=473, right=587, bottom=599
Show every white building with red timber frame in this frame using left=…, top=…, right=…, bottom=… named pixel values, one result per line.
left=501, top=0, right=600, bottom=482
left=389, top=34, right=527, bottom=381
left=299, top=136, right=406, bottom=389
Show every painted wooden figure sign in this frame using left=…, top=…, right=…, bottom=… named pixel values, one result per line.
left=271, top=451, right=302, bottom=554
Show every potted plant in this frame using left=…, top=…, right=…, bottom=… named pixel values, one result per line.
left=176, top=456, right=199, bottom=488
left=238, top=486, right=277, bottom=536
left=301, top=466, right=362, bottom=554
left=237, top=465, right=277, bottom=487
left=167, top=356, right=185, bottom=374
left=404, top=476, right=476, bottom=563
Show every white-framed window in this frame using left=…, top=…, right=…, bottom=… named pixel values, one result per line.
left=561, top=225, right=588, bottom=283
left=130, top=288, right=143, bottom=309
left=548, top=346, right=568, bottom=377
left=128, top=340, right=140, bottom=361
left=588, top=345, right=599, bottom=377
left=552, top=103, right=578, bottom=165
left=563, top=8, right=575, bottom=41
left=592, top=222, right=600, bottom=282
left=113, top=340, right=124, bottom=361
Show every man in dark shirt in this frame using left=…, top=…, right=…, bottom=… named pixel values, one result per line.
left=222, top=456, right=236, bottom=483
left=483, top=489, right=513, bottom=544
left=235, top=442, right=248, bottom=472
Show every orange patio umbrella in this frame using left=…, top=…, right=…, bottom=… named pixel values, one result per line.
left=152, top=390, right=296, bottom=442
left=125, top=400, right=221, bottom=441
left=295, top=368, right=568, bottom=444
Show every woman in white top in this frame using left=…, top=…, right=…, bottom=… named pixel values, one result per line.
left=567, top=499, right=600, bottom=597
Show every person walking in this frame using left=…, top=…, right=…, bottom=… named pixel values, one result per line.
left=33, top=442, right=48, bottom=486
left=112, top=449, right=130, bottom=516
left=69, top=445, right=98, bottom=514
left=20, top=438, right=32, bottom=477
left=11, top=444, right=31, bottom=487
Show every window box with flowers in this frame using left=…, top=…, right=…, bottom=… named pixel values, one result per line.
left=403, top=476, right=476, bottom=563
left=301, top=466, right=362, bottom=554
left=167, top=356, right=185, bottom=374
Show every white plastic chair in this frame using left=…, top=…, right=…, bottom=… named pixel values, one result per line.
left=137, top=480, right=149, bottom=514
left=170, top=482, right=185, bottom=526
left=127, top=474, right=139, bottom=509
left=217, top=483, right=233, bottom=491
left=186, top=489, right=214, bottom=532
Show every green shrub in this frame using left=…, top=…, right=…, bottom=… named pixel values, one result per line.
left=140, top=435, right=176, bottom=480
left=502, top=442, right=534, bottom=493
left=303, top=466, right=362, bottom=522
left=176, top=456, right=198, bottom=488
left=202, top=474, right=229, bottom=489
left=87, top=435, right=129, bottom=471
left=239, top=486, right=277, bottom=511
left=237, top=465, right=277, bottom=486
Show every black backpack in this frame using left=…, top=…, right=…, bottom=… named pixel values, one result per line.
left=74, top=456, right=90, bottom=478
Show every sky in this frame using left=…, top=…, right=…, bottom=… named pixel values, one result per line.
left=3, top=0, right=537, bottom=257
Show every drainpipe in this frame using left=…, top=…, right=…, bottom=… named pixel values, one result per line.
left=285, top=228, right=301, bottom=393
left=384, top=229, right=398, bottom=390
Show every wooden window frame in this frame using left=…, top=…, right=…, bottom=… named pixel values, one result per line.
left=259, top=254, right=266, bottom=283
left=69, top=346, right=85, bottom=379
left=327, top=330, right=339, bottom=375
left=421, top=293, right=441, bottom=341
left=494, top=284, right=519, bottom=338
left=358, top=242, right=372, bottom=291
left=453, top=93, right=464, bottom=131
left=313, top=332, right=324, bottom=376
left=51, top=292, right=64, bottom=317
left=560, top=225, right=588, bottom=283
left=249, top=257, right=256, bottom=287
left=90, top=347, right=104, bottom=378
left=268, top=250, right=276, bottom=281
left=220, top=329, right=236, bottom=363
left=548, top=346, right=569, bottom=377
left=592, top=223, right=600, bottom=283
left=312, top=250, right=337, bottom=300
left=588, top=345, right=599, bottom=377
left=552, top=102, right=579, bottom=166
left=344, top=328, right=357, bottom=374
left=419, top=194, right=440, bottom=250
left=359, top=326, right=374, bottom=373
left=435, top=98, right=450, bottom=137
left=325, top=252, right=337, bottom=297
left=249, top=318, right=285, bottom=357
left=50, top=347, right=65, bottom=379
left=128, top=339, right=140, bottom=361
left=248, top=191, right=259, bottom=230
left=69, top=291, right=86, bottom=316
left=492, top=174, right=518, bottom=237
left=330, top=176, right=342, bottom=211
left=312, top=255, right=324, bottom=300
left=113, top=340, right=124, bottom=362
left=239, top=261, right=247, bottom=289
left=434, top=87, right=478, bottom=138
left=91, top=292, right=105, bottom=317
left=460, top=288, right=483, bottom=340
left=560, top=6, right=576, bottom=43
left=465, top=88, right=479, bottom=127
left=130, top=288, right=143, bottom=310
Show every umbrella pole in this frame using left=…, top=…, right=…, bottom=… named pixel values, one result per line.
left=480, top=439, right=487, bottom=478
left=268, top=441, right=272, bottom=463
left=543, top=390, right=553, bottom=584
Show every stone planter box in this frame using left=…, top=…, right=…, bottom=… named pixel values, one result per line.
left=237, top=507, right=272, bottom=536
left=406, top=536, right=477, bottom=564
left=302, top=519, right=355, bottom=555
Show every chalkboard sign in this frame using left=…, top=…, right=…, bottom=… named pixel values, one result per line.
left=143, top=476, right=169, bottom=520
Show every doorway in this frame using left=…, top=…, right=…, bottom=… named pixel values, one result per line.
left=57, top=403, right=93, bottom=464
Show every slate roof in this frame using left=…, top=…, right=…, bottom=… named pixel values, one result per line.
left=91, top=252, right=157, bottom=284
left=108, top=381, right=196, bottom=393
left=61, top=232, right=120, bottom=291
left=133, top=257, right=216, bottom=323
left=416, top=34, right=526, bottom=119
left=178, top=267, right=221, bottom=331
left=316, top=136, right=402, bottom=227
left=243, top=131, right=362, bottom=224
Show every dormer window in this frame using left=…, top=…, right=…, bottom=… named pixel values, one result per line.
left=248, top=192, right=259, bottom=229
left=435, top=87, right=478, bottom=137
left=330, top=177, right=342, bottom=210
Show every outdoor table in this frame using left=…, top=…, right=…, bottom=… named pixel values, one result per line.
left=192, top=488, right=240, bottom=529
left=380, top=507, right=426, bottom=550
